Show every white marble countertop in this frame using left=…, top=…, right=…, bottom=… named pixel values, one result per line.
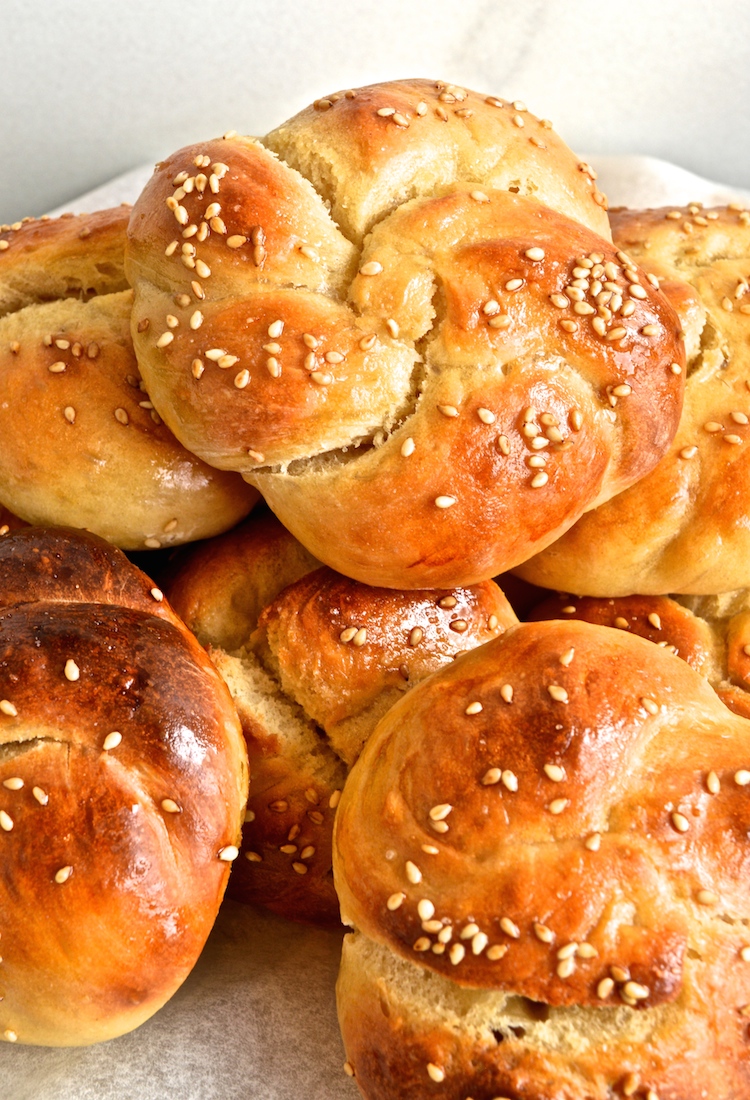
left=3, top=0, right=750, bottom=224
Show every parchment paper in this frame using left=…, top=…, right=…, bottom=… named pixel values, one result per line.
left=4, top=155, right=749, bottom=1100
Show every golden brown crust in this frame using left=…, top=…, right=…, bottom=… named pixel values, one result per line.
left=0, top=528, right=248, bottom=1046
left=0, top=207, right=132, bottom=317
left=528, top=591, right=721, bottom=680
left=334, top=620, right=750, bottom=1006
left=253, top=566, right=518, bottom=765
left=165, top=509, right=321, bottom=650
left=0, top=209, right=258, bottom=549
left=518, top=204, right=750, bottom=595
left=265, top=79, right=611, bottom=245
left=337, top=928, right=750, bottom=1100
left=126, top=79, right=683, bottom=587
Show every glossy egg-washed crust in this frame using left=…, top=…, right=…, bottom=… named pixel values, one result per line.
left=0, top=208, right=257, bottom=549
left=166, top=510, right=517, bottom=925
left=333, top=620, right=750, bottom=1093
left=0, top=528, right=248, bottom=1046
left=529, top=589, right=750, bottom=720
left=519, top=203, right=750, bottom=595
left=126, top=78, right=684, bottom=588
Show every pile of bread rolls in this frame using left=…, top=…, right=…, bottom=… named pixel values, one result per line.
left=3, top=76, right=750, bottom=1096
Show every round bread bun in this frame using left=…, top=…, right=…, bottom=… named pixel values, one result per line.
left=517, top=203, right=750, bottom=595
left=0, top=208, right=258, bottom=550
left=126, top=78, right=684, bottom=588
left=333, top=619, right=750, bottom=1097
left=0, top=527, right=248, bottom=1046
left=530, top=587, right=750, bottom=720
left=164, top=511, right=516, bottom=924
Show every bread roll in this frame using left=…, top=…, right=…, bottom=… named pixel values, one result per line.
left=530, top=587, right=750, bottom=719
left=164, top=512, right=516, bottom=924
left=517, top=203, right=750, bottom=594
left=334, top=619, right=750, bottom=1097
left=0, top=208, right=258, bottom=549
left=0, top=527, right=248, bottom=1046
left=126, top=79, right=684, bottom=587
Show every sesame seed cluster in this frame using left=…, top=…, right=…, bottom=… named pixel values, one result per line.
left=0, top=527, right=248, bottom=1046
left=125, top=78, right=684, bottom=589
left=519, top=202, right=750, bottom=596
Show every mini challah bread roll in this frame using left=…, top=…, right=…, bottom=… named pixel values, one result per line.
left=518, top=203, right=750, bottom=595
left=167, top=509, right=321, bottom=651
left=164, top=512, right=516, bottom=924
left=220, top=567, right=515, bottom=925
left=126, top=78, right=684, bottom=588
left=334, top=620, right=750, bottom=1098
left=0, top=209, right=257, bottom=550
left=531, top=588, right=750, bottom=720
left=0, top=527, right=248, bottom=1046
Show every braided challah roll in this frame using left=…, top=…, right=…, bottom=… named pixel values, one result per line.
left=334, top=619, right=750, bottom=1098
left=164, top=511, right=517, bottom=925
left=0, top=527, right=248, bottom=1046
left=518, top=203, right=750, bottom=595
left=126, top=79, right=685, bottom=587
left=0, top=208, right=257, bottom=550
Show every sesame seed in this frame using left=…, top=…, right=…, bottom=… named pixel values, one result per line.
left=597, top=977, right=614, bottom=999
left=680, top=445, right=698, bottom=459
left=534, top=922, right=554, bottom=943
left=387, top=891, right=405, bottom=912
left=530, top=472, right=549, bottom=488
left=488, top=314, right=511, bottom=328
left=156, top=332, right=174, bottom=349
left=161, top=798, right=181, bottom=814
left=477, top=407, right=496, bottom=424
left=505, top=278, right=524, bottom=291
left=706, top=771, right=720, bottom=794
left=218, top=846, right=239, bottom=861
left=0, top=810, right=13, bottom=831
left=470, top=190, right=490, bottom=203
left=400, top=437, right=415, bottom=457
left=292, top=862, right=308, bottom=874
left=429, top=803, right=452, bottom=821
left=585, top=833, right=601, bottom=851
left=427, top=1064, right=445, bottom=1083
left=465, top=701, right=483, bottom=715
left=405, top=860, right=422, bottom=884
left=359, top=261, right=383, bottom=276
left=430, top=820, right=449, bottom=834
left=696, top=889, right=718, bottom=906
left=449, top=943, right=465, bottom=965
left=548, top=798, right=569, bottom=815
left=2, top=777, right=23, bottom=790
left=64, top=658, right=80, bottom=682
left=557, top=942, right=578, bottom=960
left=417, top=899, right=435, bottom=921
left=54, top=865, right=72, bottom=883
left=671, top=811, right=690, bottom=833
left=735, top=770, right=750, bottom=786
left=629, top=284, right=648, bottom=299
left=500, top=917, right=520, bottom=938
left=501, top=770, right=518, bottom=791
left=623, top=981, right=650, bottom=1001
left=0, top=700, right=17, bottom=717
left=500, top=683, right=513, bottom=704
left=525, top=247, right=545, bottom=261
left=3, top=1030, right=17, bottom=1043
left=359, top=333, right=377, bottom=351
left=547, top=684, right=568, bottom=703
left=557, top=957, right=575, bottom=979
left=234, top=369, right=250, bottom=389
left=343, top=1062, right=355, bottom=1077
left=435, top=495, right=457, bottom=509
left=150, top=587, right=164, bottom=600
left=482, top=768, right=502, bottom=786
left=577, top=942, right=598, bottom=959
left=103, top=731, right=122, bottom=751
left=33, top=787, right=48, bottom=805
left=438, top=404, right=459, bottom=417
left=544, top=763, right=566, bottom=782
left=227, top=235, right=246, bottom=249
left=487, top=944, right=508, bottom=960
left=352, top=627, right=367, bottom=647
